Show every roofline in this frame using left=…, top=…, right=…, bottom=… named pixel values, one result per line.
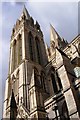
left=64, top=34, right=80, bottom=51
left=67, top=34, right=79, bottom=45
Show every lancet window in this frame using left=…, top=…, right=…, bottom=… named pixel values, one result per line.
left=28, top=32, right=34, bottom=61
left=51, top=67, right=62, bottom=94
left=13, top=40, right=17, bottom=70
left=18, top=34, right=22, bottom=64
left=35, top=37, right=41, bottom=64
left=51, top=73, right=58, bottom=93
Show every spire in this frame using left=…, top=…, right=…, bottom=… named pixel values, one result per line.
left=10, top=89, right=17, bottom=119
left=22, top=5, right=30, bottom=19
left=10, top=89, right=17, bottom=109
left=50, top=24, right=61, bottom=48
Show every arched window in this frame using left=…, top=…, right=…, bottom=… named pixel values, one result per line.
left=18, top=34, right=22, bottom=64
left=35, top=37, right=41, bottom=64
left=51, top=67, right=62, bottom=94
left=51, top=73, right=58, bottom=93
left=28, top=32, right=34, bottom=61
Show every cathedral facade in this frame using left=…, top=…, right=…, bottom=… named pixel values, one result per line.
left=3, top=6, right=80, bottom=119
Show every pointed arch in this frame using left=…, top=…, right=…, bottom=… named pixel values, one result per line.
left=47, top=66, right=55, bottom=76
left=16, top=69, right=20, bottom=77
left=48, top=66, right=62, bottom=94
left=12, top=72, right=19, bottom=97
left=12, top=74, right=16, bottom=81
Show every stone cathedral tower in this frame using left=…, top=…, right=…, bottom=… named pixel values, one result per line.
left=3, top=6, right=48, bottom=119
left=3, top=6, right=80, bottom=120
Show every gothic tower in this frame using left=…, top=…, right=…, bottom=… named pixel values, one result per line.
left=3, top=6, right=48, bottom=119
left=3, top=5, right=80, bottom=120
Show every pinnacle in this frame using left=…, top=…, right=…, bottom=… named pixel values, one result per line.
left=22, top=5, right=30, bottom=19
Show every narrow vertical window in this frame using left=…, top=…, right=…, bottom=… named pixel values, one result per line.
left=16, top=38, right=18, bottom=66
left=56, top=71, right=62, bottom=90
left=13, top=40, right=17, bottom=70
left=51, top=73, right=58, bottom=93
left=28, top=32, right=34, bottom=61
left=35, top=37, right=41, bottom=64
left=18, top=34, right=22, bottom=64
left=12, top=40, right=17, bottom=71
left=51, top=67, right=62, bottom=93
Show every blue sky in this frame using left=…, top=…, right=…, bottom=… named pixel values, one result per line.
left=1, top=1, right=78, bottom=119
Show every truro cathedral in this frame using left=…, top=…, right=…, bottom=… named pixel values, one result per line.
left=3, top=6, right=80, bottom=120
